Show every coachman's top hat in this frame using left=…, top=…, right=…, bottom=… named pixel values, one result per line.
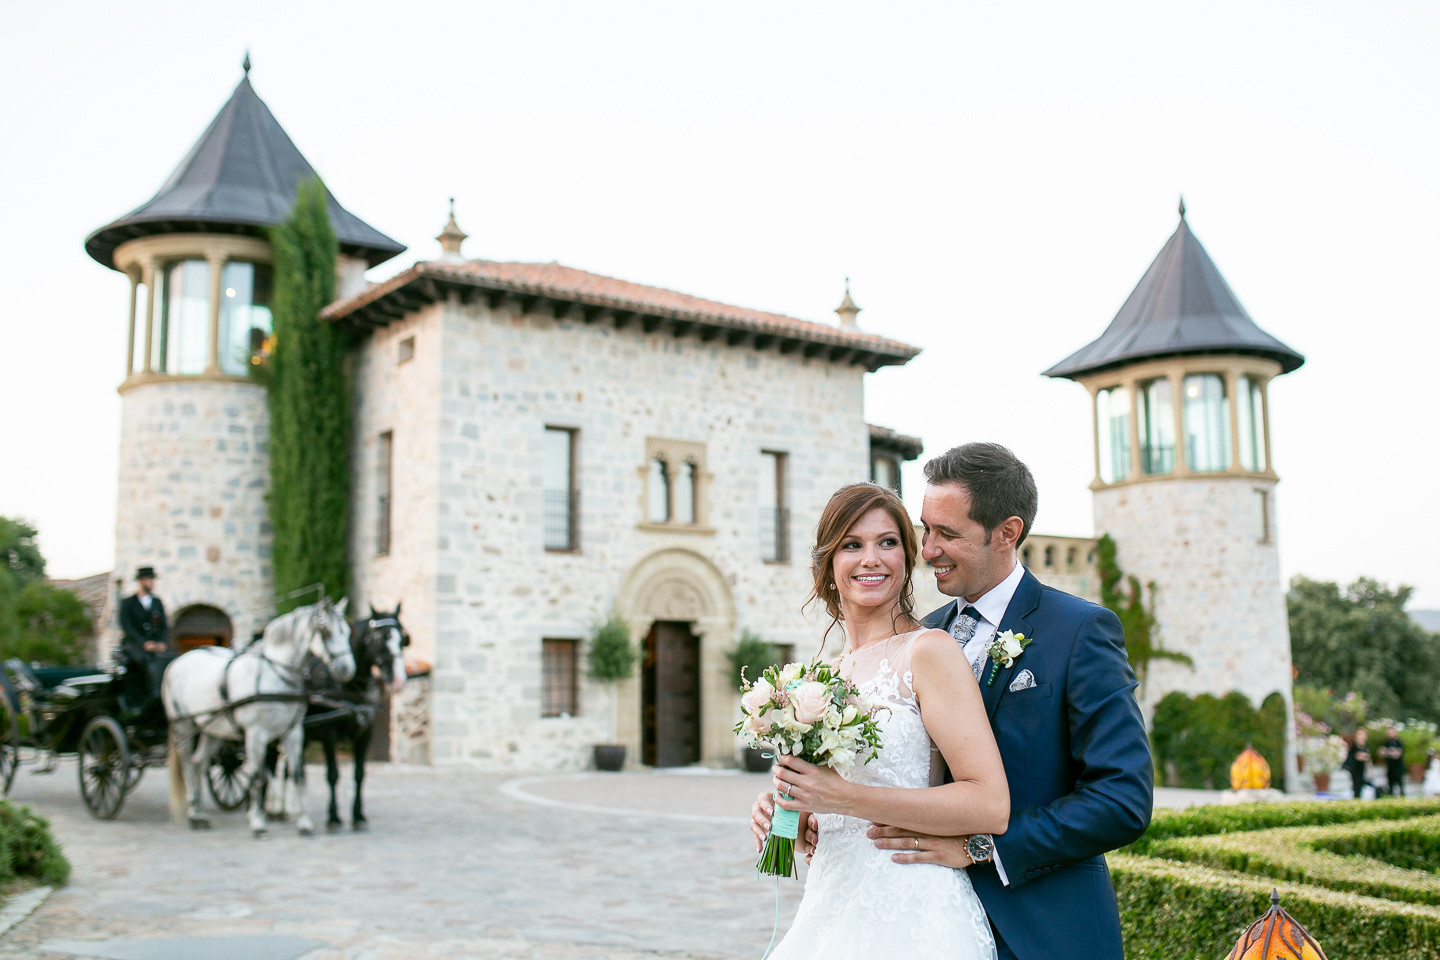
left=135, top=566, right=159, bottom=580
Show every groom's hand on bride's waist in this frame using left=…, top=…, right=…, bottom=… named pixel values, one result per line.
left=868, top=824, right=973, bottom=868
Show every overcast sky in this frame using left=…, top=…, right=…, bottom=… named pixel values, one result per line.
left=2, top=1, right=1437, bottom=608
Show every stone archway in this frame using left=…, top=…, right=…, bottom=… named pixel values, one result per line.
left=615, top=549, right=736, bottom=767
left=171, top=603, right=234, bottom=652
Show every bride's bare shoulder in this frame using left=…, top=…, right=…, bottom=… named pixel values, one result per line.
left=909, top=628, right=962, bottom=661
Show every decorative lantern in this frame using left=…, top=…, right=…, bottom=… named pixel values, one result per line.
left=1231, top=745, right=1272, bottom=791
left=1225, top=889, right=1328, bottom=960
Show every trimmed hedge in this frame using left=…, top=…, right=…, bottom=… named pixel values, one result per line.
left=1147, top=815, right=1440, bottom=905
left=1124, top=796, right=1440, bottom=854
left=1112, top=854, right=1440, bottom=960
left=0, top=799, right=69, bottom=886
left=1313, top=821, right=1440, bottom=873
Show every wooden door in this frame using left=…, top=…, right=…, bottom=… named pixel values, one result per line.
left=642, top=621, right=701, bottom=767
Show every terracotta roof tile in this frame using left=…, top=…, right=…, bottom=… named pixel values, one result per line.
left=323, top=258, right=920, bottom=369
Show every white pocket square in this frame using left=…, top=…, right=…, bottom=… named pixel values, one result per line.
left=1008, top=669, right=1037, bottom=692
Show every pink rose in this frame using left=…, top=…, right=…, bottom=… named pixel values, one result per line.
left=790, top=681, right=831, bottom=725
left=741, top=677, right=774, bottom=714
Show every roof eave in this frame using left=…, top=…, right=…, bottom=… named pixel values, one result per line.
left=1044, top=344, right=1305, bottom=381
left=322, top=263, right=922, bottom=371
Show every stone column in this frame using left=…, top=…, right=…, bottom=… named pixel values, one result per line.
left=125, top=268, right=140, bottom=376
left=1169, top=371, right=1188, bottom=474
left=140, top=258, right=157, bottom=374
left=206, top=251, right=226, bottom=374
left=1088, top=385, right=1102, bottom=485
left=1225, top=369, right=1242, bottom=474
left=1259, top=377, right=1274, bottom=474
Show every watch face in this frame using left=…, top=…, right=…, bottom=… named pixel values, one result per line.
left=968, top=835, right=994, bottom=861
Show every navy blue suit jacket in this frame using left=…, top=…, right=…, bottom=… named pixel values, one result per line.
left=924, top=569, right=1152, bottom=960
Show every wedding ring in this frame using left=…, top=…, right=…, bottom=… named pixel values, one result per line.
left=913, top=837, right=920, bottom=850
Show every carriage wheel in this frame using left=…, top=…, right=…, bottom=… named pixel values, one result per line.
left=0, top=698, right=18, bottom=795
left=78, top=716, right=131, bottom=820
left=207, top=742, right=249, bottom=812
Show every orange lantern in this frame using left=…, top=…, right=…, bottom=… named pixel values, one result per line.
left=1225, top=889, right=1328, bottom=960
left=1231, top=745, right=1272, bottom=791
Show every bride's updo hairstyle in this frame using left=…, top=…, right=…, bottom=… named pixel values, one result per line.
left=807, top=483, right=919, bottom=649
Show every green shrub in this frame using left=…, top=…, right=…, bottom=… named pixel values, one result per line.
left=1125, top=796, right=1440, bottom=855
left=1113, top=854, right=1440, bottom=960
left=1313, top=821, right=1440, bottom=874
left=1150, top=689, right=1288, bottom=789
left=727, top=630, right=780, bottom=691
left=0, top=799, right=69, bottom=886
left=1146, top=815, right=1440, bottom=905
left=587, top=613, right=636, bottom=683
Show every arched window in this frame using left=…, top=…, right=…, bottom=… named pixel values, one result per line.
left=647, top=458, right=670, bottom=522
left=674, top=461, right=696, bottom=525
left=1137, top=378, right=1175, bottom=474
left=1183, top=374, right=1231, bottom=472
left=153, top=260, right=210, bottom=374
left=1097, top=385, right=1130, bottom=482
left=1237, top=375, right=1266, bottom=472
left=1044, top=545, right=1055, bottom=568
left=219, top=262, right=273, bottom=375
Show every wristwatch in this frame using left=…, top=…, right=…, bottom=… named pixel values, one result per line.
left=965, top=834, right=995, bottom=863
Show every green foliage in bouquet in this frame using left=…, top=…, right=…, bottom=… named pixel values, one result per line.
left=587, top=613, right=636, bottom=683
left=0, top=799, right=70, bottom=886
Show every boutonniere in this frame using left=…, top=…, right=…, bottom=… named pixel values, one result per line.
left=985, top=630, right=1032, bottom=686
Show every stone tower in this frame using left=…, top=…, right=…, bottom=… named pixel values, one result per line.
left=85, top=60, right=402, bottom=652
left=1044, top=203, right=1305, bottom=787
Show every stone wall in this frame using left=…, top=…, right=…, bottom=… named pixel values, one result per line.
left=351, top=294, right=872, bottom=770
left=106, top=379, right=274, bottom=650
left=1094, top=475, right=1296, bottom=787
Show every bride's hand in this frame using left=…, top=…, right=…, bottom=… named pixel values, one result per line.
left=867, top=823, right=973, bottom=867
left=773, top=756, right=855, bottom=815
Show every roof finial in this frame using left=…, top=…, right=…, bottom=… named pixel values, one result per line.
left=437, top=197, right=468, bottom=262
left=1178, top=194, right=1186, bottom=220
left=243, top=50, right=251, bottom=76
left=835, top=277, right=861, bottom=329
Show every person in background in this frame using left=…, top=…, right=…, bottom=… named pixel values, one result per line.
left=118, top=566, right=171, bottom=714
left=1378, top=726, right=1406, bottom=797
left=1342, top=728, right=1372, bottom=799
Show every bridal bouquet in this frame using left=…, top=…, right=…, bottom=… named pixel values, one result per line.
left=735, top=659, right=885, bottom=877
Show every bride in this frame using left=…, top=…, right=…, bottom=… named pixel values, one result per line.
left=760, top=482, right=1009, bottom=960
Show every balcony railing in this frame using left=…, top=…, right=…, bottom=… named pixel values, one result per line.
left=760, top=506, right=789, bottom=563
left=544, top=489, right=580, bottom=552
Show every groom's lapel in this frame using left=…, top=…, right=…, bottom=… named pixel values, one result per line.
left=982, top=569, right=1041, bottom=721
left=922, top=600, right=958, bottom=632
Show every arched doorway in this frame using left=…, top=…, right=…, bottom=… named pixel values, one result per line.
left=171, top=604, right=233, bottom=652
left=616, top=549, right=736, bottom=767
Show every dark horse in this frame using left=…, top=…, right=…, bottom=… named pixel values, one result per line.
left=266, top=605, right=409, bottom=831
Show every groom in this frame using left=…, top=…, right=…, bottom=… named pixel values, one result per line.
left=752, top=443, right=1152, bottom=959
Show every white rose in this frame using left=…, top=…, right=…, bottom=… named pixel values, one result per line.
left=778, top=662, right=804, bottom=685
left=791, top=681, right=832, bottom=725
left=996, top=631, right=1025, bottom=664
left=741, top=677, right=774, bottom=714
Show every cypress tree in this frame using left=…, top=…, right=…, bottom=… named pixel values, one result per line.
left=267, top=178, right=349, bottom=611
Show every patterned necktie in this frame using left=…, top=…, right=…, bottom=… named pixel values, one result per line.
left=949, top=605, right=986, bottom=680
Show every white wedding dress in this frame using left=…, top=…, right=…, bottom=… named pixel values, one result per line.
left=766, top=631, right=996, bottom=960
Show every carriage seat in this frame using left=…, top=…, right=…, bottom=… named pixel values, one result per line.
left=5, top=659, right=113, bottom=697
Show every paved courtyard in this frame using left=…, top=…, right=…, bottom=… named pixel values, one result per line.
left=1, top=760, right=1222, bottom=959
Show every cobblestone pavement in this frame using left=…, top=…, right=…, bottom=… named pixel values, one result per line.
left=1, top=759, right=1225, bottom=959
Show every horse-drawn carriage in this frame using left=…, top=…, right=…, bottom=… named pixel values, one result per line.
left=0, top=655, right=177, bottom=819
left=0, top=594, right=407, bottom=832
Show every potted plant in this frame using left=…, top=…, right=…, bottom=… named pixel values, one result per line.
left=1298, top=734, right=1346, bottom=793
left=1401, top=721, right=1438, bottom=783
left=728, top=629, right=782, bottom=773
left=587, top=612, right=637, bottom=772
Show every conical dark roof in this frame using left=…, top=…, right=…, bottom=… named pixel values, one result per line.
left=86, top=74, right=405, bottom=270
left=1044, top=214, right=1303, bottom=380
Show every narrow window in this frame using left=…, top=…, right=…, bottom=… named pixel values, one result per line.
left=1254, top=489, right=1271, bottom=544
left=1137, top=378, right=1175, bottom=475
left=218, top=261, right=273, bottom=375
left=1183, top=374, right=1231, bottom=472
left=397, top=336, right=415, bottom=364
left=760, top=451, right=788, bottom=562
left=1044, top=545, right=1055, bottom=568
left=155, top=260, right=211, bottom=375
left=648, top=458, right=670, bottom=523
left=1097, top=385, right=1131, bottom=483
left=674, top=461, right=697, bottom=525
left=544, top=427, right=578, bottom=551
left=541, top=638, right=579, bottom=717
left=377, top=431, right=393, bottom=556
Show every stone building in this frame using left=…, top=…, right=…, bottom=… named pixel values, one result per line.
left=1045, top=201, right=1305, bottom=788
left=85, top=67, right=924, bottom=770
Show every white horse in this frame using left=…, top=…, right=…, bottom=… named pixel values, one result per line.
left=165, top=598, right=355, bottom=836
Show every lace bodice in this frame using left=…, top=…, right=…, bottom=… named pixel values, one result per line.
left=765, top=630, right=995, bottom=960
